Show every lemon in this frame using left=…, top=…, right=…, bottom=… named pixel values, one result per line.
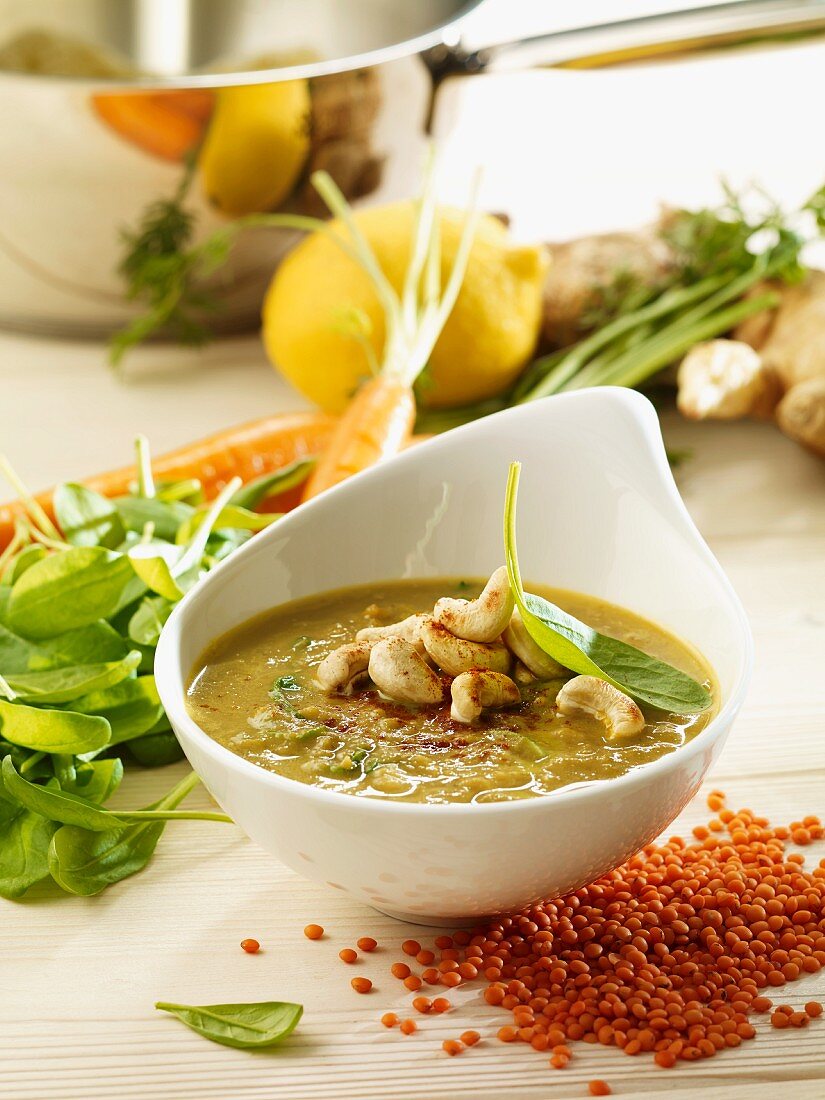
left=262, top=203, right=548, bottom=411
left=200, top=80, right=311, bottom=216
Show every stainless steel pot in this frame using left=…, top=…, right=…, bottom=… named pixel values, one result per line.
left=0, top=0, right=822, bottom=339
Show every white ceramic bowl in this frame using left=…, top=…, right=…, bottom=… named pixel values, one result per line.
left=156, top=389, right=752, bottom=924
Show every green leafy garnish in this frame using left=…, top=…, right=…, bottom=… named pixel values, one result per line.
left=155, top=1000, right=303, bottom=1049
left=503, top=462, right=711, bottom=714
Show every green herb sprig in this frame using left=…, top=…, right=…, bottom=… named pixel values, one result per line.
left=155, top=1000, right=303, bottom=1049
left=0, top=441, right=315, bottom=899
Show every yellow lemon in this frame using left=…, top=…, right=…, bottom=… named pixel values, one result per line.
left=200, top=80, right=310, bottom=216
left=262, top=203, right=548, bottom=411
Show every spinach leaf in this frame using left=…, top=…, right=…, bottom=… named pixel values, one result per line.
left=0, top=620, right=127, bottom=675
left=46, top=770, right=200, bottom=894
left=0, top=699, right=111, bottom=754
left=8, top=547, right=133, bottom=639
left=5, top=650, right=141, bottom=704
left=114, top=496, right=194, bottom=542
left=53, top=484, right=125, bottom=549
left=503, top=462, right=712, bottom=713
left=128, top=597, right=172, bottom=647
left=154, top=1001, right=303, bottom=1049
left=8, top=544, right=46, bottom=582
left=0, top=809, right=56, bottom=899
left=175, top=505, right=277, bottom=546
left=62, top=758, right=124, bottom=803
left=230, top=457, right=316, bottom=511
left=72, top=676, right=163, bottom=746
left=128, top=553, right=184, bottom=601
left=1, top=756, right=120, bottom=831
left=128, top=729, right=184, bottom=767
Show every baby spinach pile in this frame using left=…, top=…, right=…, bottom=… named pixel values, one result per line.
left=0, top=441, right=314, bottom=900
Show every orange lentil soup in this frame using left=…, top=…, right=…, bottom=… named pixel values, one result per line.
left=186, top=578, right=716, bottom=804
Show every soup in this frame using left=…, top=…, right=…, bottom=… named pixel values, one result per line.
left=187, top=577, right=717, bottom=804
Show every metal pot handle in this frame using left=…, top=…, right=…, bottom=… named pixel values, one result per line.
left=425, top=0, right=825, bottom=78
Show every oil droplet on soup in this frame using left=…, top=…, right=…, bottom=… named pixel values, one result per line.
left=186, top=579, right=716, bottom=805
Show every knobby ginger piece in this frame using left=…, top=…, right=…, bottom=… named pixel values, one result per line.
left=677, top=340, right=779, bottom=421
left=776, top=377, right=825, bottom=458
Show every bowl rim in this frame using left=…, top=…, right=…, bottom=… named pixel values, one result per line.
left=156, top=388, right=754, bottom=816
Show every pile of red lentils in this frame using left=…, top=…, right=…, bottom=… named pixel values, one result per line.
left=297, top=792, right=824, bottom=1095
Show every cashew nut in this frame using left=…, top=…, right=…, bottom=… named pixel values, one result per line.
left=450, top=670, right=521, bottom=724
left=368, top=637, right=444, bottom=707
left=556, top=675, right=645, bottom=740
left=314, top=641, right=373, bottom=695
left=355, top=612, right=429, bottom=651
left=502, top=610, right=567, bottom=679
left=513, top=660, right=536, bottom=685
left=420, top=618, right=510, bottom=677
left=433, top=566, right=515, bottom=643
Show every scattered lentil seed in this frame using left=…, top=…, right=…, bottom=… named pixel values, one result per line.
left=589, top=1082, right=612, bottom=1097
left=402, top=939, right=421, bottom=956
left=391, top=962, right=411, bottom=980
left=460, top=1030, right=481, bottom=1046
left=303, top=924, right=324, bottom=940
left=381, top=1012, right=398, bottom=1028
left=422, top=967, right=440, bottom=984
left=357, top=937, right=378, bottom=952
left=240, top=938, right=260, bottom=954
left=417, top=949, right=436, bottom=965
left=413, top=996, right=433, bottom=1014
left=399, top=1018, right=417, bottom=1035
left=432, top=997, right=451, bottom=1013
left=442, top=1039, right=464, bottom=1056
left=339, top=948, right=358, bottom=964
left=351, top=977, right=372, bottom=994
left=404, top=975, right=423, bottom=992
left=806, top=1001, right=823, bottom=1018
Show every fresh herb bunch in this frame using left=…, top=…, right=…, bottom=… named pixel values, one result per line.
left=0, top=441, right=314, bottom=899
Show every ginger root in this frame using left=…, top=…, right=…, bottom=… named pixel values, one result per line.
left=675, top=271, right=825, bottom=460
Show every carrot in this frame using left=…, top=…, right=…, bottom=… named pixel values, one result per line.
left=299, top=162, right=480, bottom=500
left=303, top=377, right=415, bottom=498
left=92, top=91, right=213, bottom=162
left=0, top=412, right=335, bottom=550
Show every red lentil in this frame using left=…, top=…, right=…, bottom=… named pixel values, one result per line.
left=417, top=949, right=436, bottom=965
left=391, top=962, right=411, bottom=980
left=357, top=937, right=378, bottom=953
left=442, top=1039, right=464, bottom=1056
left=806, top=1001, right=823, bottom=1018
left=422, top=967, right=440, bottom=984
left=460, top=1030, right=481, bottom=1046
left=402, top=939, right=421, bottom=956
left=432, top=997, right=452, bottom=1013
left=413, top=996, right=433, bottom=1014
left=381, top=1012, right=398, bottom=1028
left=339, top=948, right=357, bottom=964
left=404, top=975, right=423, bottom=992
left=399, top=1018, right=417, bottom=1035
left=303, top=924, right=324, bottom=940
left=441, top=971, right=462, bottom=988
left=351, top=977, right=372, bottom=994
left=240, top=938, right=260, bottom=954
left=589, top=1082, right=612, bottom=1097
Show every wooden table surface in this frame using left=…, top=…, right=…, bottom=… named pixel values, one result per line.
left=1, top=327, right=824, bottom=1099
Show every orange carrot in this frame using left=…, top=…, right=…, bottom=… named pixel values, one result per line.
left=303, top=377, right=415, bottom=499
left=0, top=412, right=335, bottom=550
left=92, top=91, right=213, bottom=162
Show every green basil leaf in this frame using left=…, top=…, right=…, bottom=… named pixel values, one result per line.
left=128, top=597, right=172, bottom=647
left=53, top=483, right=126, bottom=549
left=128, top=553, right=184, bottom=601
left=154, top=1001, right=303, bottom=1049
left=8, top=547, right=133, bottom=639
left=0, top=808, right=56, bottom=899
left=72, top=676, right=164, bottom=747
left=503, top=462, right=712, bottom=714
left=0, top=699, right=111, bottom=754
left=5, top=650, right=141, bottom=704
left=114, top=497, right=194, bottom=542
left=230, top=457, right=316, bottom=511
left=1, top=756, right=120, bottom=831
